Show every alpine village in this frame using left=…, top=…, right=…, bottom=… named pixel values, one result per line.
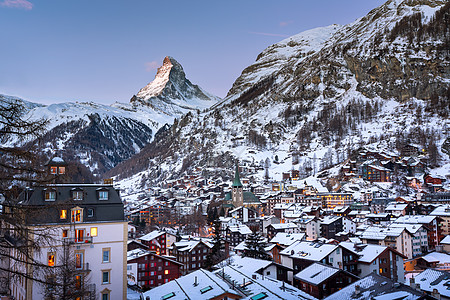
left=1, top=0, right=450, bottom=299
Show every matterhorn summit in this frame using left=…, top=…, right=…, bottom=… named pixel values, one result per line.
left=131, top=56, right=220, bottom=116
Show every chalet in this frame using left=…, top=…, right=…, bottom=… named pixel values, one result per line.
left=127, top=249, right=183, bottom=290
left=339, top=242, right=406, bottom=283
left=266, top=223, right=300, bottom=240
left=279, top=241, right=341, bottom=283
left=360, top=161, right=391, bottom=182
left=139, top=230, right=168, bottom=255
left=294, top=216, right=320, bottom=241
left=170, top=239, right=212, bottom=274
left=270, top=232, right=306, bottom=248
left=360, top=226, right=413, bottom=259
left=225, top=224, right=252, bottom=247
left=294, top=262, right=358, bottom=299
left=320, top=216, right=343, bottom=240
left=385, top=202, right=409, bottom=216
left=333, top=206, right=351, bottom=217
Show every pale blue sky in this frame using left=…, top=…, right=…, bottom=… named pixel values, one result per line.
left=0, top=0, right=386, bottom=104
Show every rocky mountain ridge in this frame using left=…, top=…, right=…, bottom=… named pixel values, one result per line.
left=131, top=56, right=221, bottom=115
left=1, top=57, right=220, bottom=175
left=108, top=0, right=450, bottom=190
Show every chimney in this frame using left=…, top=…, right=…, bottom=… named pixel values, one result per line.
left=416, top=283, right=421, bottom=291
left=432, top=288, right=441, bottom=300
left=194, top=276, right=198, bottom=286
left=354, top=285, right=361, bottom=297
left=410, top=277, right=415, bottom=289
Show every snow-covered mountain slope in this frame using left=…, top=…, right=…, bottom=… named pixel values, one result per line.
left=131, top=56, right=221, bottom=115
left=109, top=0, right=450, bottom=190
left=1, top=57, right=221, bottom=174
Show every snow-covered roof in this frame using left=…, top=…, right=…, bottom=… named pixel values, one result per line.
left=143, top=269, right=239, bottom=300
left=430, top=205, right=450, bottom=217
left=139, top=230, right=165, bottom=242
left=360, top=226, right=404, bottom=240
left=127, top=248, right=150, bottom=261
left=227, top=224, right=252, bottom=235
left=214, top=264, right=316, bottom=300
left=394, top=215, right=436, bottom=225
left=294, top=262, right=340, bottom=285
left=389, top=223, right=425, bottom=235
left=410, top=269, right=450, bottom=298
left=174, top=239, right=212, bottom=252
left=321, top=216, right=342, bottom=225
left=385, top=203, right=408, bottom=211
left=324, top=273, right=423, bottom=300
left=270, top=232, right=306, bottom=246
left=280, top=241, right=337, bottom=261
left=268, top=223, right=298, bottom=230
left=339, top=242, right=389, bottom=263
left=441, top=236, right=450, bottom=245
left=420, top=252, right=450, bottom=264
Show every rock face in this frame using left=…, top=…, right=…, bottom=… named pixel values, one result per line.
left=109, top=0, right=450, bottom=187
left=131, top=56, right=220, bottom=115
left=228, top=0, right=449, bottom=103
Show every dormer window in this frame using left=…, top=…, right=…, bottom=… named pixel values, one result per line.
left=72, top=190, right=83, bottom=201
left=98, top=190, right=109, bottom=201
left=50, top=167, right=58, bottom=175
left=45, top=189, right=56, bottom=201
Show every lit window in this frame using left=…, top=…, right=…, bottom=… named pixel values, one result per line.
left=62, top=229, right=68, bottom=238
left=71, top=209, right=83, bottom=223
left=164, top=270, right=169, bottom=275
left=75, top=229, right=85, bottom=243
left=60, top=210, right=67, bottom=219
left=58, top=166, right=65, bottom=174
left=75, top=253, right=83, bottom=269
left=99, top=191, right=109, bottom=201
left=48, top=253, right=55, bottom=267
left=45, top=191, right=56, bottom=201
left=102, top=249, right=110, bottom=263
left=75, top=275, right=82, bottom=290
left=50, top=167, right=58, bottom=174
left=102, top=271, right=110, bottom=284
left=90, top=227, right=98, bottom=237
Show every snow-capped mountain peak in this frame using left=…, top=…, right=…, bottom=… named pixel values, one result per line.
left=131, top=56, right=221, bottom=115
left=136, top=56, right=175, bottom=99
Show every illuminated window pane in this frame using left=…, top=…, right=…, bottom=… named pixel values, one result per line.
left=60, top=210, right=67, bottom=219
left=48, top=254, right=55, bottom=267
left=90, top=227, right=98, bottom=237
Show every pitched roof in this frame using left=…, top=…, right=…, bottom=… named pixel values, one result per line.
left=410, top=269, right=450, bottom=298
left=270, top=233, right=306, bottom=246
left=324, top=273, right=425, bottom=300
left=294, top=263, right=341, bottom=285
left=139, top=230, right=165, bottom=242
left=280, top=241, right=337, bottom=261
left=233, top=164, right=243, bottom=187
left=143, top=269, right=240, bottom=300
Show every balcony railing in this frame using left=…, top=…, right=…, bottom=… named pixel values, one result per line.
left=75, top=263, right=91, bottom=272
left=64, top=237, right=93, bottom=244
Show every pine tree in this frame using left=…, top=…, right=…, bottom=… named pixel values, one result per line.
left=242, top=232, right=272, bottom=261
left=204, top=219, right=226, bottom=270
